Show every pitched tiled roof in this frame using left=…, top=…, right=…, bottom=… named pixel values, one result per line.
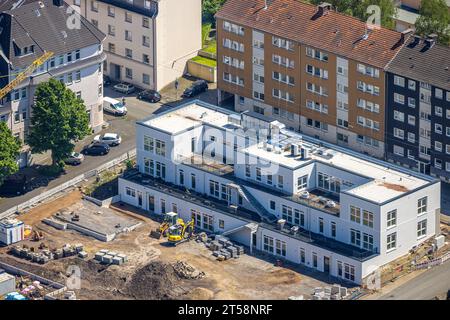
left=216, top=0, right=406, bottom=69
left=0, top=0, right=105, bottom=69
left=386, top=37, right=450, bottom=90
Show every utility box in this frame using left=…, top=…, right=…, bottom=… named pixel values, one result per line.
left=0, top=273, right=16, bottom=296
left=0, top=219, right=24, bottom=245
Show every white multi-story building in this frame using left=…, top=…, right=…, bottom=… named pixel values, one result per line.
left=118, top=100, right=441, bottom=285
left=71, top=0, right=202, bottom=91
left=0, top=0, right=106, bottom=166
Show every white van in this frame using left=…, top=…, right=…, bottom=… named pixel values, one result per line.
left=103, top=97, right=128, bottom=116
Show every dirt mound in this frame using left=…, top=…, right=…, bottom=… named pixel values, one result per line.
left=172, top=260, right=205, bottom=280
left=126, top=261, right=184, bottom=300
left=183, top=287, right=214, bottom=300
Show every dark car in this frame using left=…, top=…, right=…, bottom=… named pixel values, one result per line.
left=0, top=174, right=27, bottom=196
left=137, top=89, right=161, bottom=103
left=182, top=80, right=208, bottom=98
left=81, top=142, right=110, bottom=156
left=103, top=75, right=112, bottom=87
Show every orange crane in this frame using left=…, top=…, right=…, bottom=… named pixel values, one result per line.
left=0, top=51, right=54, bottom=100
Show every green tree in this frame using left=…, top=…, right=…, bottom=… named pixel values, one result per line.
left=415, top=0, right=450, bottom=45
left=308, top=0, right=397, bottom=29
left=202, top=0, right=226, bottom=23
left=0, top=122, right=21, bottom=185
left=28, top=78, right=90, bottom=169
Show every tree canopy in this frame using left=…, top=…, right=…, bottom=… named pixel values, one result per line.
left=202, top=0, right=226, bottom=23
left=0, top=122, right=21, bottom=186
left=415, top=0, right=450, bottom=45
left=27, top=78, right=90, bottom=168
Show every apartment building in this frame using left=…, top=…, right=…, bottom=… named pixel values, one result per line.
left=215, top=0, right=411, bottom=159
left=0, top=0, right=106, bottom=167
left=118, top=100, right=441, bottom=284
left=71, top=0, right=202, bottom=91
left=386, top=35, right=450, bottom=182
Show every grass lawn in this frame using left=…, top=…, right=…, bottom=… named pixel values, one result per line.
left=202, top=40, right=217, bottom=55
left=191, top=56, right=217, bottom=67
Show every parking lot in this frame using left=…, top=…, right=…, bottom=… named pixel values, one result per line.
left=0, top=77, right=218, bottom=214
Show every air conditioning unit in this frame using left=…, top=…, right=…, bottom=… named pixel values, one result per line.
left=300, top=191, right=310, bottom=199
left=326, top=200, right=336, bottom=208
left=290, top=144, right=300, bottom=156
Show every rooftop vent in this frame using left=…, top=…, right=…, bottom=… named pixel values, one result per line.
left=38, top=1, right=45, bottom=8
left=300, top=191, right=310, bottom=199
left=317, top=2, right=332, bottom=16
left=424, top=33, right=437, bottom=49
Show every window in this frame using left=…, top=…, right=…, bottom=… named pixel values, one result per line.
left=143, top=73, right=150, bottom=85
left=125, top=30, right=132, bottom=41
left=435, top=88, right=443, bottom=99
left=393, top=145, right=404, bottom=156
left=277, top=175, right=284, bottom=189
left=275, top=239, right=287, bottom=257
left=300, top=248, right=306, bottom=264
left=178, top=170, right=184, bottom=185
left=394, top=128, right=404, bottom=140
left=272, top=36, right=294, bottom=51
left=319, top=218, right=324, bottom=233
left=108, top=6, right=115, bottom=17
left=417, top=220, right=427, bottom=238
left=209, top=180, right=219, bottom=198
left=144, top=136, right=154, bottom=152
left=363, top=210, right=374, bottom=228
left=387, top=210, right=397, bottom=228
left=344, top=264, right=355, bottom=281
left=394, top=75, right=405, bottom=87
left=394, top=93, right=405, bottom=104
left=245, top=165, right=250, bottom=177
left=200, top=214, right=213, bottom=231
left=297, top=175, right=308, bottom=190
left=282, top=205, right=293, bottom=224
left=418, top=197, right=427, bottom=215
left=350, top=229, right=361, bottom=246
left=312, top=253, right=318, bottom=268
left=269, top=200, right=276, bottom=211
left=125, top=187, right=136, bottom=197
left=155, top=139, right=165, bottom=156
left=125, top=11, right=132, bottom=23
left=142, top=35, right=150, bottom=47
left=125, top=48, right=133, bottom=59
left=256, top=167, right=262, bottom=181
left=138, top=16, right=149, bottom=29
left=91, top=1, right=98, bottom=12
left=350, top=206, right=361, bottom=223
left=219, top=219, right=225, bottom=229
left=387, top=233, right=397, bottom=251
left=331, top=222, right=336, bottom=238
left=108, top=25, right=115, bottom=36
left=191, top=174, right=196, bottom=189
left=125, top=68, right=133, bottom=79
left=263, top=235, right=274, bottom=253
left=408, top=97, right=416, bottom=108
left=108, top=43, right=116, bottom=53
left=408, top=80, right=416, bottom=91
left=363, top=233, right=374, bottom=250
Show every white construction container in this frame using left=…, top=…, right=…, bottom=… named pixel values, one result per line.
left=0, top=273, right=16, bottom=296
left=0, top=219, right=24, bottom=245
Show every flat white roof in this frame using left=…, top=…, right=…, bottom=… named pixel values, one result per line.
left=141, top=102, right=434, bottom=203
left=142, top=103, right=230, bottom=134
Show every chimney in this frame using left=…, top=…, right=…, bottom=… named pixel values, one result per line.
left=425, top=33, right=438, bottom=48
left=53, top=0, right=64, bottom=7
left=317, top=2, right=332, bottom=16
left=400, top=28, right=414, bottom=44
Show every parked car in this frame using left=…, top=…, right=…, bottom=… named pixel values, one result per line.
left=182, top=80, right=208, bottom=98
left=0, top=174, right=26, bottom=196
left=113, top=82, right=135, bottom=94
left=103, top=97, right=127, bottom=116
left=81, top=142, right=110, bottom=156
left=64, top=152, right=85, bottom=165
left=93, top=133, right=122, bottom=146
left=103, top=75, right=111, bottom=87
left=137, top=89, right=161, bottom=103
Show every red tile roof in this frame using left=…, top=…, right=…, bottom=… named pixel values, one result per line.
left=216, top=0, right=406, bottom=68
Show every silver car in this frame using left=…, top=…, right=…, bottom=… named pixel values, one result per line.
left=64, top=152, right=84, bottom=165
left=113, top=82, right=135, bottom=94
left=93, top=133, right=122, bottom=146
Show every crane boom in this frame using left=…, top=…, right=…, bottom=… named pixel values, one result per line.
left=0, top=51, right=54, bottom=100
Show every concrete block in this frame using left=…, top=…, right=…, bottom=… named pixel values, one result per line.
left=102, top=254, right=114, bottom=264
left=339, top=287, right=348, bottom=297
left=112, top=257, right=123, bottom=265
left=331, top=285, right=340, bottom=295
left=78, top=251, right=88, bottom=259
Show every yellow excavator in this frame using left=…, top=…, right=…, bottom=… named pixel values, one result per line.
left=0, top=51, right=54, bottom=100
left=167, top=218, right=195, bottom=246
left=150, top=212, right=179, bottom=239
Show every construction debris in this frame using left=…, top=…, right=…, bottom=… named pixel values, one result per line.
left=203, top=235, right=245, bottom=261
left=172, top=261, right=205, bottom=280
left=9, top=243, right=84, bottom=264
left=94, top=249, right=128, bottom=265
left=312, top=284, right=349, bottom=300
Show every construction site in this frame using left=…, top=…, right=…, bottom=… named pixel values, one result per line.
left=0, top=184, right=339, bottom=300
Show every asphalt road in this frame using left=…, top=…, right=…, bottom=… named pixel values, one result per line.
left=0, top=81, right=217, bottom=215
left=378, top=260, right=450, bottom=300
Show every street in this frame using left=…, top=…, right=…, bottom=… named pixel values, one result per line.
left=0, top=78, right=218, bottom=214
left=377, top=260, right=450, bottom=300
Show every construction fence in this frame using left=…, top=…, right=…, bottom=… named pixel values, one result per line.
left=0, top=149, right=136, bottom=221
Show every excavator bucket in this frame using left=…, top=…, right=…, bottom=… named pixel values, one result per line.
left=150, top=230, right=162, bottom=239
